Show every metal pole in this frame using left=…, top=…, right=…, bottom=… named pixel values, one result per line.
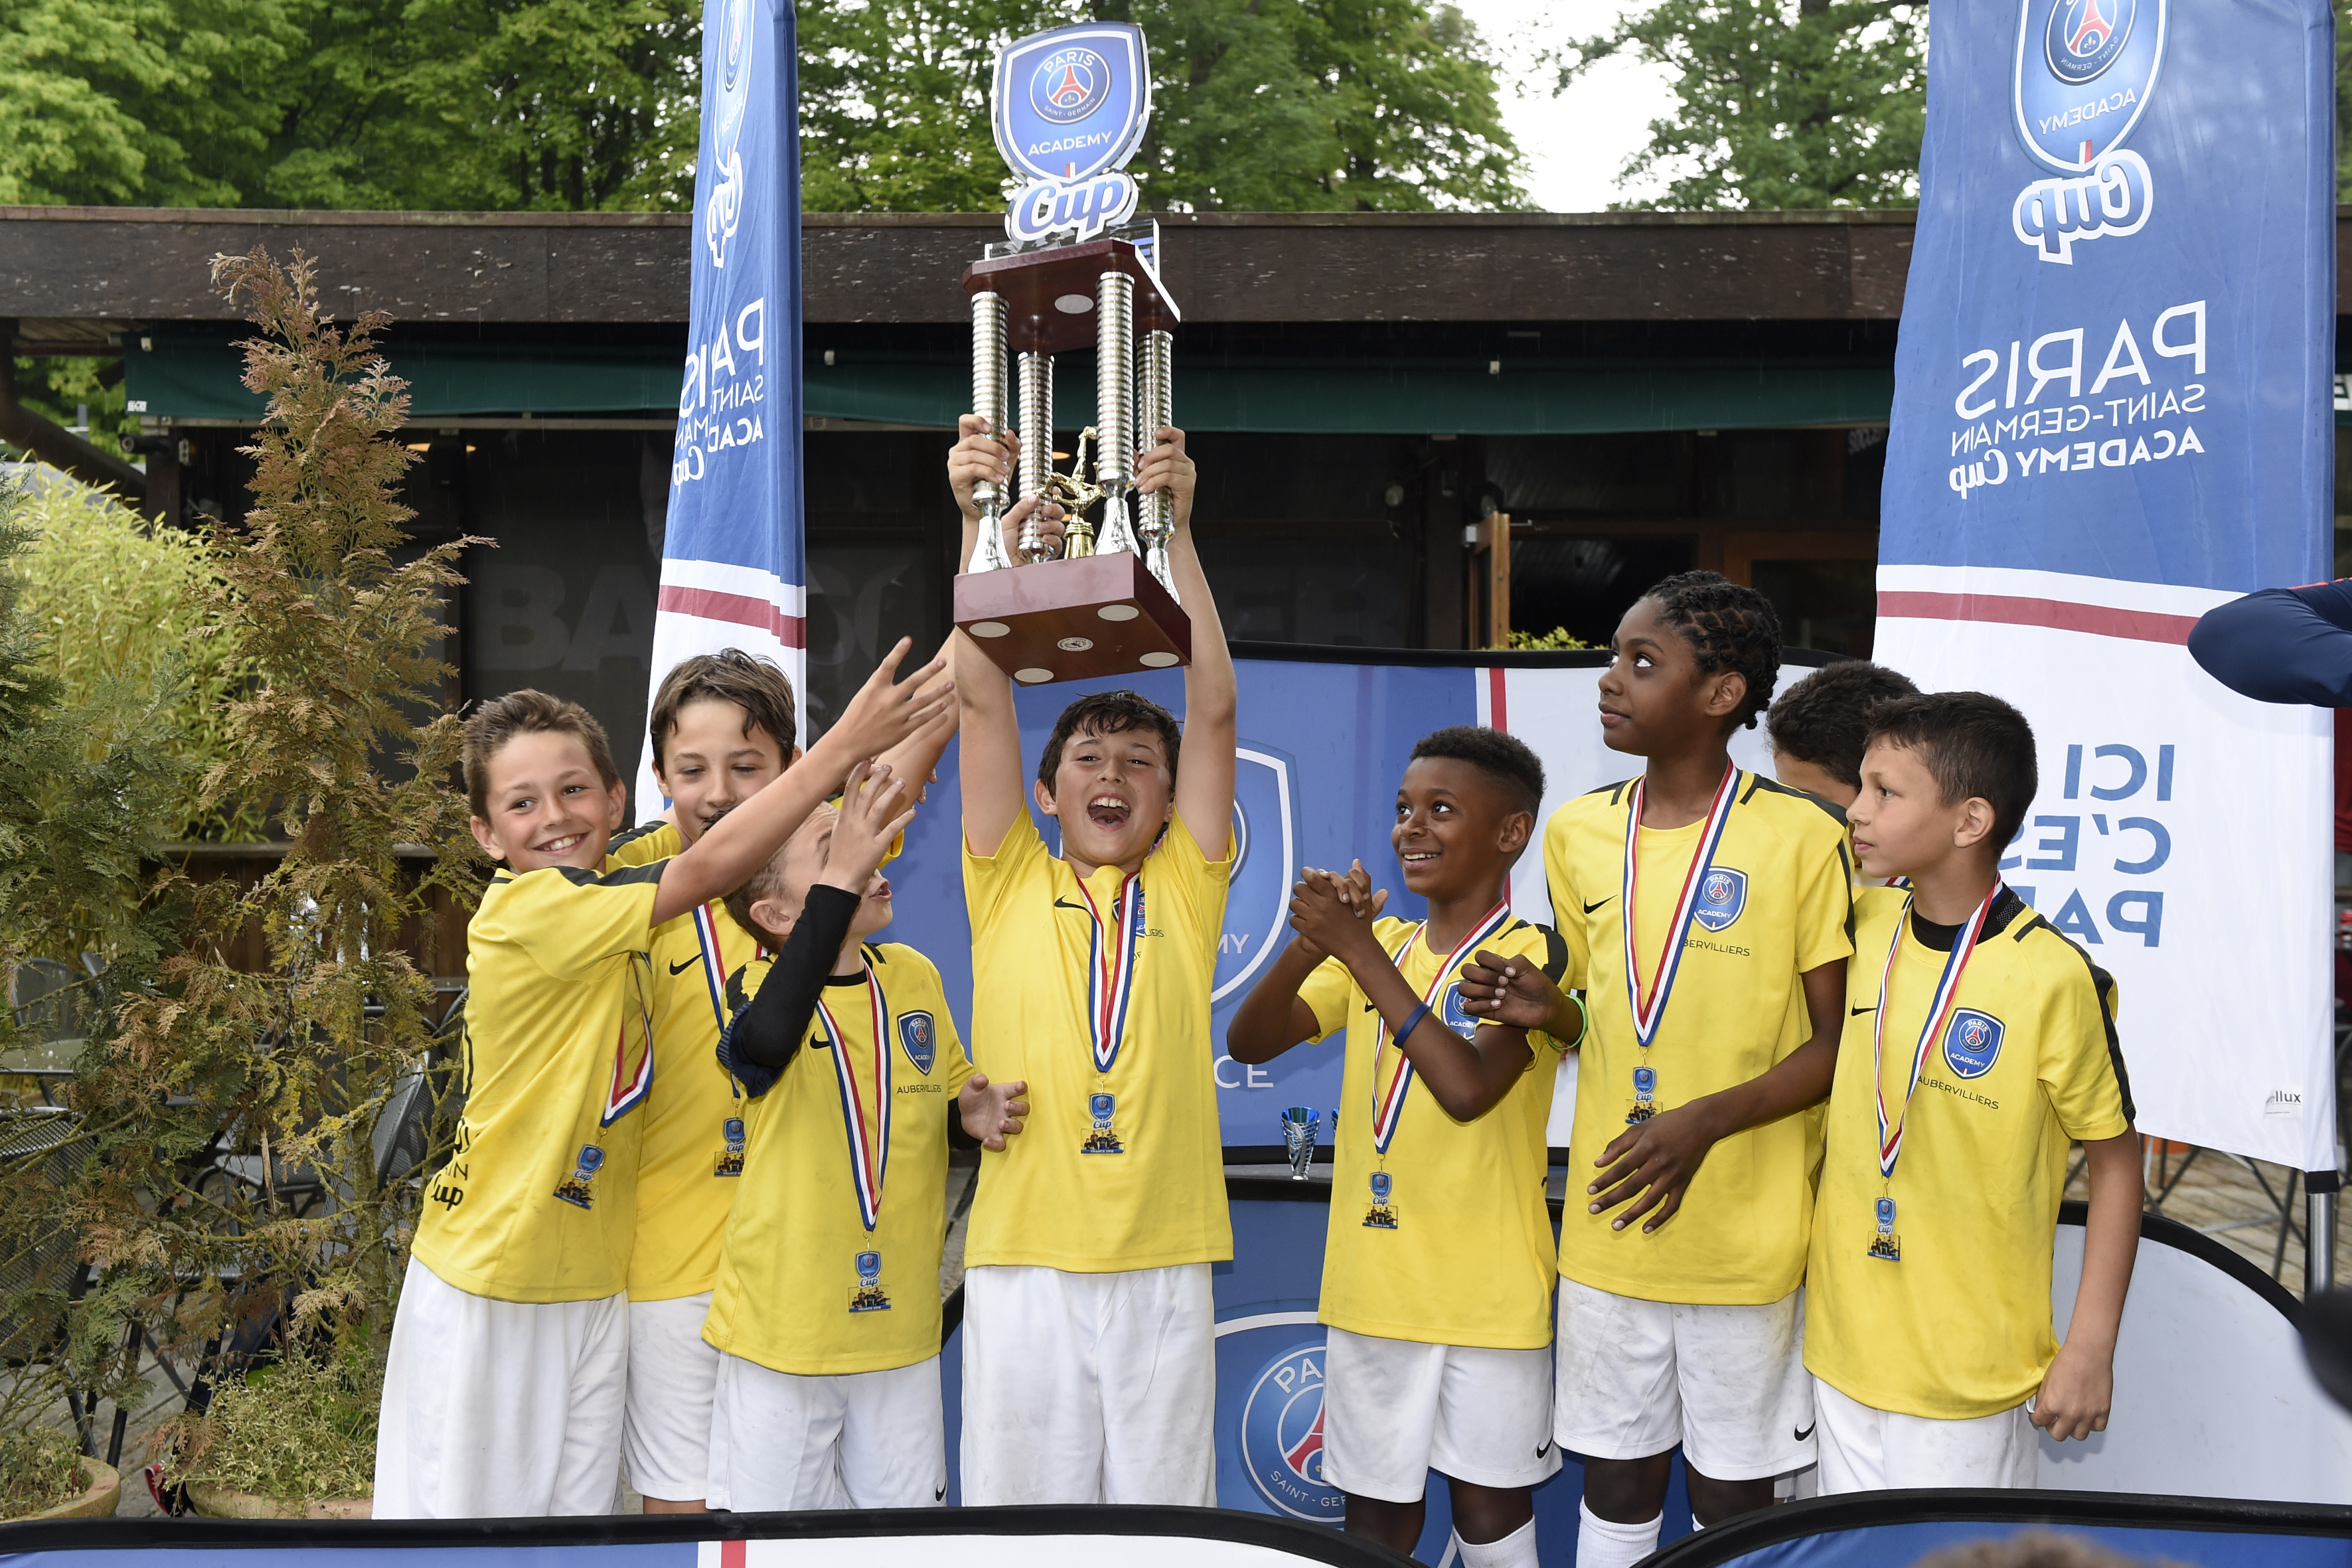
left=1015, top=350, right=1056, bottom=564
left=967, top=291, right=1011, bottom=572
left=2310, top=1168, right=2341, bottom=1297
left=1093, top=269, right=1139, bottom=557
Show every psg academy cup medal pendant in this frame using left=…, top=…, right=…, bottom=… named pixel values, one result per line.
left=1628, top=1064, right=1658, bottom=1125
left=1869, top=1196, right=1901, bottom=1263
left=953, top=21, right=1192, bottom=686
left=850, top=1249, right=892, bottom=1312
left=552, top=1144, right=604, bottom=1210
left=1083, top=1091, right=1125, bottom=1154
left=1364, top=1170, right=1397, bottom=1229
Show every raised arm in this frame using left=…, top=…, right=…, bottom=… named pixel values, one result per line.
left=949, top=415, right=1052, bottom=858
left=2188, top=580, right=2352, bottom=706
left=651, top=640, right=947, bottom=926
left=1146, top=428, right=1234, bottom=857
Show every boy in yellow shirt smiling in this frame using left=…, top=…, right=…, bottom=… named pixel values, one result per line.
left=370, top=643, right=949, bottom=1519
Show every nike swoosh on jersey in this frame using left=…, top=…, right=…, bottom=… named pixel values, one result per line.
left=1054, top=898, right=1088, bottom=913
left=1583, top=897, right=1612, bottom=913
left=668, top=957, right=700, bottom=976
left=1794, top=1423, right=1816, bottom=1442
left=934, top=1484, right=947, bottom=1502
left=1535, top=1439, right=1553, bottom=1458
left=1849, top=1003, right=1877, bottom=1016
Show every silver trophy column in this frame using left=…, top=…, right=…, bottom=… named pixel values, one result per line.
left=1133, top=327, right=1178, bottom=599
left=1015, top=349, right=1056, bottom=564
left=1093, top=270, right=1141, bottom=557
left=967, top=291, right=1012, bottom=572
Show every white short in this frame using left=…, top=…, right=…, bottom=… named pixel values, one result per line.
left=706, top=1352, right=945, bottom=1511
left=372, top=1256, right=627, bottom=1518
left=622, top=1293, right=718, bottom=1503
left=1320, top=1326, right=1561, bottom=1502
left=1553, top=1279, right=1812, bottom=1482
left=1812, top=1377, right=2039, bottom=1493
left=958, top=1262, right=1215, bottom=1506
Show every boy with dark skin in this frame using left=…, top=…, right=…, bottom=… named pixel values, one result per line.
left=1460, top=577, right=1851, bottom=1565
left=1231, top=728, right=1573, bottom=1568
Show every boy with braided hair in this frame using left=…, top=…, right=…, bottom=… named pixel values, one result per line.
left=1460, top=572, right=1852, bottom=1567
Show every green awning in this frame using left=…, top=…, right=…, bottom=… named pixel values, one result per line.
left=125, top=335, right=684, bottom=421
left=127, top=333, right=1899, bottom=433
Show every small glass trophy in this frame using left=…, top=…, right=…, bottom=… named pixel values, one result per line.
left=1280, top=1106, right=1320, bottom=1180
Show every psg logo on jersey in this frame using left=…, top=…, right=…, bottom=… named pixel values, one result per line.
left=1439, top=981, right=1478, bottom=1040
left=1942, top=1008, right=2007, bottom=1079
left=1689, top=866, right=1748, bottom=932
left=900, top=1010, right=937, bottom=1075
left=1239, top=1342, right=1344, bottom=1521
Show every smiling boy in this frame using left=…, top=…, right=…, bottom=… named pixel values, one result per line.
left=943, top=418, right=1237, bottom=1506
left=1228, top=727, right=1571, bottom=1568
left=372, top=644, right=951, bottom=1520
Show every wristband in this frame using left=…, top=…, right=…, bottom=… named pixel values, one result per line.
left=1392, top=1000, right=1435, bottom=1044
left=1537, top=992, right=1591, bottom=1055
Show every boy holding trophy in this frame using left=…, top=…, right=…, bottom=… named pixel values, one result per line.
left=945, top=418, right=1237, bottom=1506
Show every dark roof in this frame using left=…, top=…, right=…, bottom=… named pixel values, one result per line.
left=6, top=204, right=1921, bottom=330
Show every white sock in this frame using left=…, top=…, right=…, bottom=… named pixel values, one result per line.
left=1576, top=1499, right=1662, bottom=1568
left=1456, top=1517, right=1538, bottom=1568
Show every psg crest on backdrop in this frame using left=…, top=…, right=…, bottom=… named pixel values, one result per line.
left=989, top=22, right=1152, bottom=244
left=2012, top=0, right=2165, bottom=171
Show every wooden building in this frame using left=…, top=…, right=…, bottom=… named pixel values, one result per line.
left=10, top=203, right=2337, bottom=784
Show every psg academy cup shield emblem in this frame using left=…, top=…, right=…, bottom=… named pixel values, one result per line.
left=953, top=21, right=1193, bottom=686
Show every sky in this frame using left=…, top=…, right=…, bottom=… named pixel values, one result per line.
left=1447, top=0, right=1682, bottom=212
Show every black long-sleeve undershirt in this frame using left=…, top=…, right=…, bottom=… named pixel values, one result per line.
left=717, top=884, right=861, bottom=1098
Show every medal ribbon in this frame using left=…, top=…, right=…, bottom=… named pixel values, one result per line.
left=690, top=900, right=732, bottom=1033
left=599, top=957, right=656, bottom=1126
left=813, top=960, right=893, bottom=1231
left=1871, top=883, right=2002, bottom=1181
left=1370, top=902, right=1515, bottom=1156
left=1075, top=869, right=1146, bottom=1075
left=1620, top=761, right=1741, bottom=1050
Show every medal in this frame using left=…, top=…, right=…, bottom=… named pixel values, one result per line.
left=1618, top=762, right=1739, bottom=1125
left=1627, top=1064, right=1658, bottom=1124
left=1366, top=902, right=1514, bottom=1229
left=850, top=1248, right=892, bottom=1312
left=1867, top=882, right=2002, bottom=1263
left=1073, top=867, right=1146, bottom=1152
left=813, top=959, right=893, bottom=1231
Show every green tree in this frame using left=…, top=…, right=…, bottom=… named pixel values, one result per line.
left=1556, top=0, right=1924, bottom=210
left=801, top=0, right=1526, bottom=212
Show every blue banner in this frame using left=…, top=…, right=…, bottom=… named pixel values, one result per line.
left=1874, top=0, right=2338, bottom=1170
left=635, top=0, right=807, bottom=812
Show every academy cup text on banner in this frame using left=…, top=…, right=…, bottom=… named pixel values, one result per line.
left=1877, top=0, right=2335, bottom=1168
left=636, top=0, right=808, bottom=813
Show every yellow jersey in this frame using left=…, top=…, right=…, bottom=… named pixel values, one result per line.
left=961, top=809, right=1235, bottom=1273
left=1545, top=769, right=1853, bottom=1305
left=1299, top=913, right=1566, bottom=1350
left=702, top=940, right=974, bottom=1375
left=414, top=860, right=662, bottom=1303
left=603, top=820, right=759, bottom=1302
left=1806, top=886, right=2132, bottom=1419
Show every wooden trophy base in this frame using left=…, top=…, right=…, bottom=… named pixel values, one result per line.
left=955, top=553, right=1191, bottom=686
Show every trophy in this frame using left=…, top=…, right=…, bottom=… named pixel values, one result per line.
left=953, top=21, right=1190, bottom=686
left=1279, top=1107, right=1320, bottom=1181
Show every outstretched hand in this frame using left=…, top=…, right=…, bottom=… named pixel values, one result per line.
left=1585, top=1102, right=1726, bottom=1234
left=821, top=760, right=914, bottom=893
left=817, top=638, right=952, bottom=781
left=959, top=1072, right=1029, bottom=1152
